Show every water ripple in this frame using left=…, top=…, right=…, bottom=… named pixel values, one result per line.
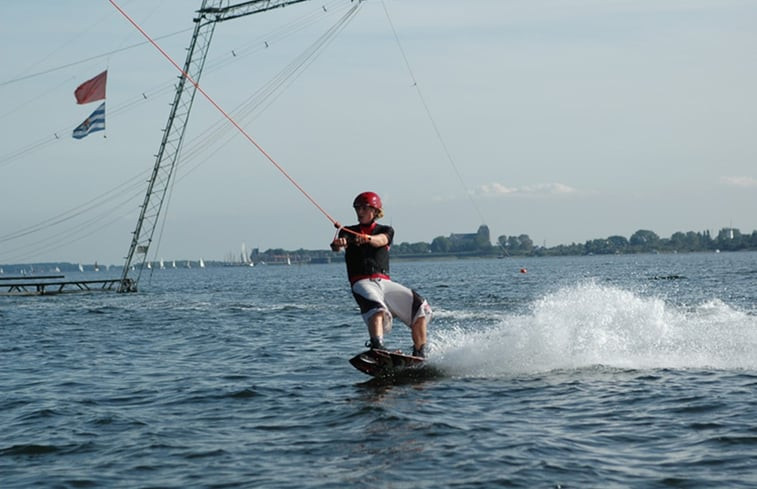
left=2, top=257, right=757, bottom=488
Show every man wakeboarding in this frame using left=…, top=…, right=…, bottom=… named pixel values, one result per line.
left=330, top=191, right=432, bottom=358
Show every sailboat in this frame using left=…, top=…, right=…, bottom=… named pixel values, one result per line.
left=160, top=258, right=165, bottom=269
left=241, top=242, right=253, bottom=267
left=199, top=258, right=205, bottom=268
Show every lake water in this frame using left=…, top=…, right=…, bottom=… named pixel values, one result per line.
left=1, top=252, right=756, bottom=488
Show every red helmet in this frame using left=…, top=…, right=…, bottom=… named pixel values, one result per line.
left=353, top=191, right=384, bottom=218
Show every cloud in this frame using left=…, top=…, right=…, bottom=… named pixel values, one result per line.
left=721, top=176, right=757, bottom=188
left=478, top=182, right=578, bottom=198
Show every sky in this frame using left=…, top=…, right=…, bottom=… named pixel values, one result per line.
left=1, top=0, right=756, bottom=265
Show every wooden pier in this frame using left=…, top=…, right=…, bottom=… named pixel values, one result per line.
left=0, top=275, right=133, bottom=296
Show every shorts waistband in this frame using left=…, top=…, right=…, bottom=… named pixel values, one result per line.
left=349, top=273, right=390, bottom=285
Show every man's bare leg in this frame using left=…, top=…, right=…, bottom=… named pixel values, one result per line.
left=411, top=316, right=427, bottom=356
left=367, top=312, right=384, bottom=348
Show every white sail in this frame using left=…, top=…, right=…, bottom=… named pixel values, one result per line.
left=241, top=243, right=254, bottom=266
left=241, top=243, right=249, bottom=263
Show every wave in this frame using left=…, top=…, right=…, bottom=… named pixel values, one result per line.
left=431, top=281, right=757, bottom=376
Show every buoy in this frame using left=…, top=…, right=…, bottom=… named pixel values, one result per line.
left=520, top=268, right=527, bottom=274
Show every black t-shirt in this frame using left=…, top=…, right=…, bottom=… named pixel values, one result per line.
left=339, top=222, right=394, bottom=282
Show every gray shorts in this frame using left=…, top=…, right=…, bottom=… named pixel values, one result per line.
left=351, top=277, right=431, bottom=332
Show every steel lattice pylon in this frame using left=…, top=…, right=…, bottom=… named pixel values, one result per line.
left=119, top=0, right=311, bottom=292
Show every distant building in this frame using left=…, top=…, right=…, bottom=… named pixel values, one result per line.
left=450, top=225, right=491, bottom=248
left=441, top=225, right=492, bottom=253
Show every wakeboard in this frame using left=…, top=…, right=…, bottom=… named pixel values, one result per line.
left=349, top=349, right=427, bottom=378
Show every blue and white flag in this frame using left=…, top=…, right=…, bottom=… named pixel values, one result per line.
left=72, top=102, right=105, bottom=139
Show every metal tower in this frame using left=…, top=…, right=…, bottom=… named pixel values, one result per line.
left=119, top=0, right=311, bottom=292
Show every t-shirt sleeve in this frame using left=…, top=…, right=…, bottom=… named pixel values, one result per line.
left=380, top=225, right=395, bottom=245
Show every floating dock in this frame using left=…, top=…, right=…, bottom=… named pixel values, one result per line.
left=0, top=275, right=131, bottom=296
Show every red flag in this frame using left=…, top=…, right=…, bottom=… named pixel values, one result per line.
left=74, top=70, right=107, bottom=104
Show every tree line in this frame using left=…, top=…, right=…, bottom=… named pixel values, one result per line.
left=244, top=226, right=756, bottom=264
left=487, top=228, right=755, bottom=256
left=390, top=226, right=757, bottom=257
left=506, top=228, right=757, bottom=256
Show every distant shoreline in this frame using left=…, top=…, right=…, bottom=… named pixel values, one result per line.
left=3, top=248, right=754, bottom=274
